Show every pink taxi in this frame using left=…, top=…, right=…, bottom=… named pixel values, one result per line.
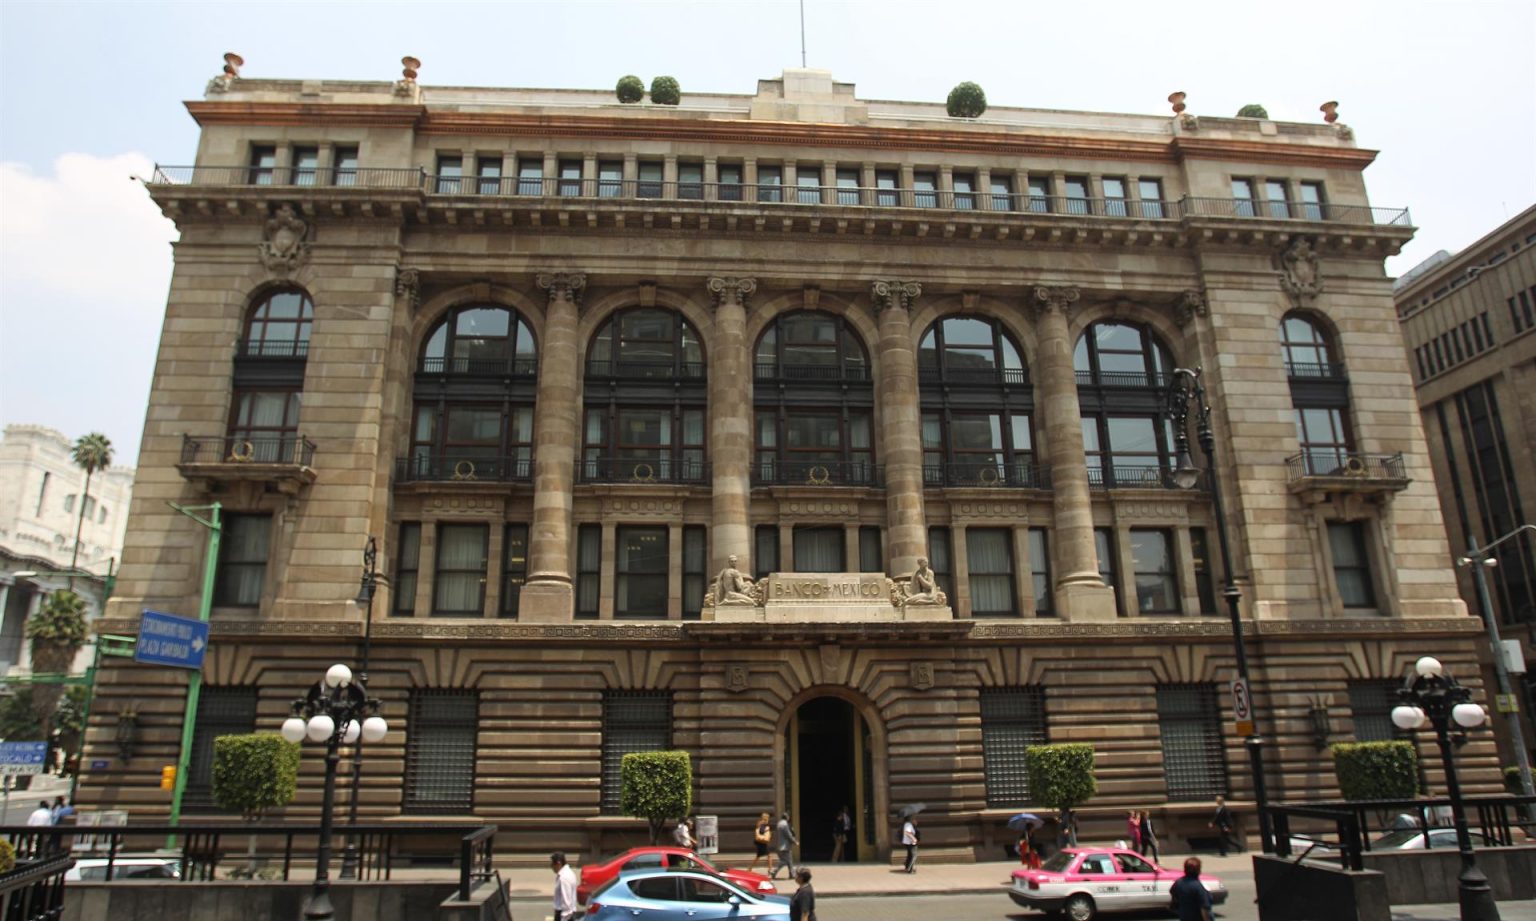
left=1009, top=847, right=1227, bottom=921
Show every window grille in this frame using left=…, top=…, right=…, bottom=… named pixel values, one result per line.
left=980, top=687, right=1047, bottom=806
left=1157, top=684, right=1228, bottom=800
left=184, top=687, right=258, bottom=811
left=1348, top=680, right=1401, bottom=742
left=602, top=691, right=672, bottom=811
left=404, top=690, right=478, bottom=813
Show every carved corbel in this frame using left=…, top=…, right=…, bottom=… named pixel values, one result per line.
left=707, top=276, right=757, bottom=310
left=871, top=280, right=921, bottom=312
left=1176, top=289, right=1207, bottom=328
left=394, top=268, right=421, bottom=312
left=802, top=285, right=821, bottom=310
left=537, top=272, right=587, bottom=306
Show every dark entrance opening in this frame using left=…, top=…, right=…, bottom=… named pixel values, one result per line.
left=789, top=696, right=863, bottom=862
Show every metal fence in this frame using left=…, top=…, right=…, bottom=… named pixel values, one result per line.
left=578, top=457, right=709, bottom=485
left=396, top=454, right=533, bottom=483
left=151, top=166, right=425, bottom=189
left=922, top=462, right=1050, bottom=489
left=0, top=854, right=72, bottom=921
left=1269, top=796, right=1536, bottom=870
left=752, top=460, right=882, bottom=487
left=1285, top=451, right=1406, bottom=480
left=180, top=434, right=316, bottom=467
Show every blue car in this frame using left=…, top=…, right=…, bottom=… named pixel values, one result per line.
left=586, top=868, right=792, bottom=921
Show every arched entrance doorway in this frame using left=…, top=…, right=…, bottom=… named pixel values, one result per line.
left=783, top=695, right=879, bottom=862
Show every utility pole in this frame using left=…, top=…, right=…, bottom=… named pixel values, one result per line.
left=165, top=501, right=221, bottom=846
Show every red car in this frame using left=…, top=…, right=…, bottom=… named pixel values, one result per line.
left=577, top=847, right=778, bottom=904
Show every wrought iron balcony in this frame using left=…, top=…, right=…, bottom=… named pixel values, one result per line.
left=1286, top=451, right=1410, bottom=495
left=1182, top=197, right=1411, bottom=226
left=752, top=460, right=883, bottom=488
left=177, top=434, right=317, bottom=494
left=1088, top=465, right=1207, bottom=490
left=395, top=453, right=532, bottom=484
left=754, top=362, right=872, bottom=383
left=578, top=456, right=710, bottom=485
left=236, top=339, right=310, bottom=359
left=918, top=367, right=1030, bottom=387
left=417, top=357, right=538, bottom=378
left=1075, top=370, right=1172, bottom=389
left=923, top=462, right=1050, bottom=489
left=1284, top=361, right=1348, bottom=381
left=151, top=165, right=426, bottom=189
left=584, top=360, right=705, bottom=381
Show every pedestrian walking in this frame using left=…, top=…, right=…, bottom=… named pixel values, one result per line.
left=1126, top=810, right=1143, bottom=854
left=50, top=797, right=73, bottom=825
left=750, top=811, right=773, bottom=873
left=1018, top=832, right=1041, bottom=869
left=673, top=818, right=695, bottom=850
left=1208, top=796, right=1238, bottom=856
left=771, top=812, right=798, bottom=880
left=1168, top=857, right=1213, bottom=921
left=901, top=815, right=919, bottom=873
left=550, top=852, right=578, bottom=921
left=26, top=802, right=52, bottom=827
left=1057, top=807, right=1078, bottom=849
left=830, top=805, right=852, bottom=863
left=1139, top=810, right=1160, bottom=863
left=789, top=868, right=818, bottom=921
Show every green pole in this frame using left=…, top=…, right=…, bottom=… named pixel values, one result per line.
left=66, top=641, right=101, bottom=801
left=166, top=502, right=220, bottom=847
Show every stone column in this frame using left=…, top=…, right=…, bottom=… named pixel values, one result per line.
left=708, top=277, right=757, bottom=576
left=872, top=280, right=929, bottom=576
left=1033, top=285, right=1117, bottom=620
left=521, top=272, right=586, bottom=622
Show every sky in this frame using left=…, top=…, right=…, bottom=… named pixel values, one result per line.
left=0, top=0, right=1532, bottom=464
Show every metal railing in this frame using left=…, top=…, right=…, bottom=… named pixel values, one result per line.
left=923, top=462, right=1049, bottom=489
left=151, top=166, right=426, bottom=189
left=1269, top=796, right=1536, bottom=870
left=1075, top=370, right=1172, bottom=389
left=1088, top=465, right=1207, bottom=490
left=0, top=853, right=72, bottom=921
left=918, top=367, right=1030, bottom=386
left=396, top=454, right=532, bottom=483
left=1285, top=451, right=1406, bottom=481
left=236, top=338, right=310, bottom=359
left=579, top=456, right=709, bottom=485
left=181, top=434, right=316, bottom=467
left=418, top=357, right=538, bottom=377
left=584, top=360, right=706, bottom=381
left=1284, top=361, right=1348, bottom=380
left=753, top=460, right=882, bottom=487
left=1183, top=197, right=1412, bottom=226
left=754, top=362, right=872, bottom=383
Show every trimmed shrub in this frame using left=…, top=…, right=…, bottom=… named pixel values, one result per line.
left=616, top=75, right=645, bottom=104
left=1024, top=743, right=1097, bottom=809
left=621, top=750, right=692, bottom=843
left=212, top=733, right=300, bottom=820
left=0, top=840, right=14, bottom=875
left=946, top=82, right=988, bottom=118
left=1236, top=104, right=1270, bottom=119
left=650, top=76, right=681, bottom=106
left=1331, top=741, right=1418, bottom=800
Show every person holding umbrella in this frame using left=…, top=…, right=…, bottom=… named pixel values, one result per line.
left=897, top=803, right=924, bottom=873
left=1008, top=812, right=1042, bottom=867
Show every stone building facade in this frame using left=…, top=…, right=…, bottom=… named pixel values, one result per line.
left=83, top=64, right=1499, bottom=861
left=1396, top=204, right=1536, bottom=774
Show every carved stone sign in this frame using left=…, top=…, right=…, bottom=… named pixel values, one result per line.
left=767, top=574, right=889, bottom=603
left=707, top=572, right=953, bottom=624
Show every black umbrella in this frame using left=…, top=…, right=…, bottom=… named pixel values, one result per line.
left=896, top=803, right=926, bottom=820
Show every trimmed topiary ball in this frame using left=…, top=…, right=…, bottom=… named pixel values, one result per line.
left=616, top=75, right=644, bottom=104
left=650, top=76, right=681, bottom=106
left=1236, top=104, right=1269, bottom=118
left=946, top=82, right=987, bottom=118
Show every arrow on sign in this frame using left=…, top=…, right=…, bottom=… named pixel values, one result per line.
left=192, top=636, right=205, bottom=653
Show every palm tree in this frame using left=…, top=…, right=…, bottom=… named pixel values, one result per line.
left=69, top=432, right=113, bottom=571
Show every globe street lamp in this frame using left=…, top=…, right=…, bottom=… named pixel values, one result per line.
left=339, top=536, right=384, bottom=880
left=1166, top=366, right=1273, bottom=853
left=280, top=663, right=388, bottom=921
left=1390, top=655, right=1498, bottom=921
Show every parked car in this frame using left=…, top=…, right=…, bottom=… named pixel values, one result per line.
left=577, top=846, right=777, bottom=903
left=66, top=857, right=181, bottom=881
left=1010, top=847, right=1227, bottom=921
left=1288, top=827, right=1496, bottom=855
left=585, top=868, right=790, bottom=921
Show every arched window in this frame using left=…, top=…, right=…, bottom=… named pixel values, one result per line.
left=918, top=316, right=1036, bottom=487
left=754, top=312, right=876, bottom=486
left=1279, top=313, right=1339, bottom=378
left=582, top=309, right=708, bottom=484
left=1281, top=313, right=1353, bottom=474
left=421, top=306, right=537, bottom=376
left=242, top=288, right=313, bottom=358
left=1074, top=321, right=1179, bottom=488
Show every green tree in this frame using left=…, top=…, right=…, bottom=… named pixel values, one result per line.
left=620, top=750, right=692, bottom=844
left=69, top=432, right=113, bottom=571
left=0, top=690, right=43, bottom=742
left=1331, top=741, right=1418, bottom=800
left=213, top=733, right=301, bottom=875
left=1025, top=743, right=1098, bottom=810
left=946, top=82, right=988, bottom=118
left=26, top=589, right=89, bottom=755
left=1236, top=104, right=1269, bottom=119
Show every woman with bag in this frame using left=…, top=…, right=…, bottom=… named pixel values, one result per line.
left=750, top=812, right=773, bottom=873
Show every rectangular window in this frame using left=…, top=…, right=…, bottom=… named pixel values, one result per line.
left=1028, top=528, right=1052, bottom=616
left=249, top=145, right=276, bottom=185
left=678, top=161, right=704, bottom=200
left=1295, top=406, right=1351, bottom=475
left=1264, top=179, right=1291, bottom=218
left=598, top=160, right=623, bottom=198
left=404, top=690, right=478, bottom=813
left=1347, top=680, right=1401, bottom=742
left=980, top=687, right=1047, bottom=806
left=683, top=526, right=707, bottom=620
left=1414, top=346, right=1427, bottom=381
left=292, top=146, right=319, bottom=186
left=1481, top=312, right=1495, bottom=346
left=796, top=165, right=822, bottom=204
left=1027, top=176, right=1051, bottom=213
left=636, top=160, right=663, bottom=199
left=334, top=146, right=358, bottom=187
left=1518, top=291, right=1535, bottom=331
left=913, top=171, right=938, bottom=208
left=501, top=524, right=529, bottom=618
left=394, top=523, right=421, bottom=616
left=968, top=528, right=1017, bottom=616
left=435, top=155, right=463, bottom=194
left=793, top=526, right=845, bottom=572
left=1328, top=521, right=1376, bottom=608
left=928, top=527, right=954, bottom=599
left=1471, top=318, right=1485, bottom=352
left=859, top=526, right=883, bottom=573
left=1095, top=528, right=1119, bottom=613
left=576, top=524, right=601, bottom=618
left=1137, top=178, right=1164, bottom=218
left=1063, top=176, right=1090, bottom=214
left=215, top=514, right=271, bottom=607
left=229, top=391, right=301, bottom=456
left=516, top=160, right=543, bottom=195
left=1157, top=684, right=1228, bottom=800
left=1131, top=529, right=1180, bottom=614
left=63, top=494, right=74, bottom=514
left=717, top=162, right=744, bottom=201
left=184, top=687, right=258, bottom=811
left=990, top=174, right=1014, bottom=211
left=475, top=157, right=502, bottom=195
left=1102, top=177, right=1128, bottom=217
left=757, top=164, right=783, bottom=202
left=1231, top=178, right=1257, bottom=217
left=558, top=159, right=583, bottom=196
left=874, top=170, right=898, bottom=207
left=835, top=167, right=861, bottom=206
left=1299, top=181, right=1325, bottom=220
left=602, top=691, right=671, bottom=811
left=617, top=526, right=667, bottom=618
left=754, top=525, right=779, bottom=579
left=952, top=172, right=976, bottom=210
left=1190, top=527, right=1217, bottom=615
left=433, top=523, right=487, bottom=616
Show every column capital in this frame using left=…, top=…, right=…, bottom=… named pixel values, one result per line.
left=1032, top=285, right=1081, bottom=317
left=537, top=272, right=587, bottom=305
left=707, top=276, right=757, bottom=309
left=871, top=280, right=922, bottom=312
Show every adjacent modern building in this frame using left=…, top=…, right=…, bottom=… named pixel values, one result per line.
left=1396, top=204, right=1536, bottom=773
left=81, top=62, right=1502, bottom=860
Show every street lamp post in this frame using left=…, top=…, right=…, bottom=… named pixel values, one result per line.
left=1166, top=366, right=1273, bottom=853
left=339, top=537, right=381, bottom=880
left=280, top=663, right=388, bottom=921
left=1391, top=655, right=1498, bottom=921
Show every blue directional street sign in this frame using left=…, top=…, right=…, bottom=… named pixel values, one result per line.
left=135, top=610, right=209, bottom=670
left=0, top=742, right=48, bottom=776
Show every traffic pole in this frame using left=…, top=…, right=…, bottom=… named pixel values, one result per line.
left=166, top=502, right=220, bottom=848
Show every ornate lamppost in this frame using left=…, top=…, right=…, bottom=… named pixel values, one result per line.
left=339, top=537, right=382, bottom=879
left=1166, top=366, right=1273, bottom=852
left=280, top=664, right=388, bottom=921
left=1390, top=656, right=1498, bottom=921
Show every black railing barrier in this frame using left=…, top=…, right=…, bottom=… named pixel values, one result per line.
left=0, top=853, right=73, bottom=921
left=180, top=434, right=317, bottom=467
left=1267, top=795, right=1536, bottom=870
left=1285, top=451, right=1406, bottom=481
